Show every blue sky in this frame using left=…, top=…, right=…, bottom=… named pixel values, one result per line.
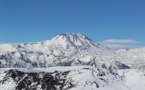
left=0, top=0, right=145, bottom=48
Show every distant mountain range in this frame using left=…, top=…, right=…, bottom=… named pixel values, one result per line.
left=0, top=33, right=144, bottom=69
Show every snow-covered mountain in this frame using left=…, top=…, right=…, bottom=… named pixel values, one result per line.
left=116, top=48, right=145, bottom=69
left=0, top=33, right=128, bottom=69
left=0, top=33, right=145, bottom=69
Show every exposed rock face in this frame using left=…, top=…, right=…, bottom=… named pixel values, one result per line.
left=1, top=69, right=73, bottom=90
left=115, top=61, right=130, bottom=69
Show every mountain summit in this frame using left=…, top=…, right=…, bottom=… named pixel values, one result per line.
left=42, top=33, right=100, bottom=49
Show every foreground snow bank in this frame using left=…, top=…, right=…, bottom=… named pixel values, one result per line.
left=118, top=69, right=145, bottom=90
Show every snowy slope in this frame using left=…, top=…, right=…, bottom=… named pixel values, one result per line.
left=0, top=33, right=127, bottom=69
left=0, top=66, right=129, bottom=90
left=118, top=69, right=145, bottom=90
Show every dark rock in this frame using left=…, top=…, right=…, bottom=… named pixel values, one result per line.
left=0, top=69, right=74, bottom=90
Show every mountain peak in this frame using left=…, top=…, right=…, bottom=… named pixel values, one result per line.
left=59, top=33, right=86, bottom=37
left=57, top=33, right=90, bottom=40
left=50, top=33, right=96, bottom=48
left=53, top=33, right=93, bottom=42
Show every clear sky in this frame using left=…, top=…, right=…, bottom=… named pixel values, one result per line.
left=0, top=0, right=145, bottom=48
